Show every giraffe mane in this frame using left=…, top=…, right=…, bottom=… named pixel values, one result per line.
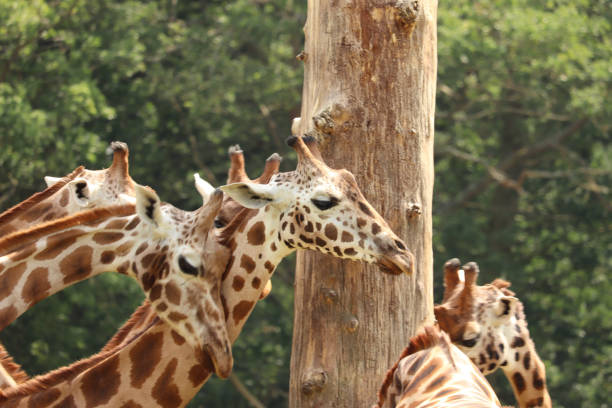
left=0, top=204, right=135, bottom=256
left=100, top=300, right=155, bottom=352
left=375, top=326, right=455, bottom=408
left=0, top=166, right=85, bottom=226
left=217, top=206, right=257, bottom=248
left=0, top=344, right=28, bottom=385
left=0, top=315, right=159, bottom=401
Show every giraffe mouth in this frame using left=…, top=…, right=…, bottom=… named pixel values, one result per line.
left=204, top=342, right=233, bottom=379
left=377, top=251, right=414, bottom=275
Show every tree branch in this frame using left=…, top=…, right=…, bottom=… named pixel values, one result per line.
left=229, top=372, right=267, bottom=408
left=436, top=118, right=589, bottom=215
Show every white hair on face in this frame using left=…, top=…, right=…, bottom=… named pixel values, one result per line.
left=458, top=268, right=465, bottom=283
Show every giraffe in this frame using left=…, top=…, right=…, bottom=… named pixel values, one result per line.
left=0, top=185, right=234, bottom=378
left=0, top=141, right=135, bottom=237
left=434, top=259, right=552, bottom=408
left=217, top=135, right=414, bottom=341
left=0, top=144, right=280, bottom=395
left=375, top=325, right=503, bottom=408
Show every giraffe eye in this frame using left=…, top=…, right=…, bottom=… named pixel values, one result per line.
left=311, top=197, right=339, bottom=211
left=178, top=255, right=199, bottom=276
left=461, top=334, right=480, bottom=348
left=214, top=217, right=226, bottom=228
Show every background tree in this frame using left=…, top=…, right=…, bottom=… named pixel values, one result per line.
left=0, top=0, right=609, bottom=406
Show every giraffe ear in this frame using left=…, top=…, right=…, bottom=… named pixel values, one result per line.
left=219, top=182, right=280, bottom=209
left=494, top=296, right=518, bottom=321
left=67, top=178, right=93, bottom=207
left=134, top=184, right=164, bottom=227
left=44, top=176, right=62, bottom=187
left=194, top=173, right=216, bottom=203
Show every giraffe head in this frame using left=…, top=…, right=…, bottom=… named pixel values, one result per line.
left=434, top=259, right=551, bottom=407
left=43, top=141, right=136, bottom=212
left=220, top=136, right=414, bottom=275
left=131, top=185, right=233, bottom=378
left=434, top=259, right=520, bottom=374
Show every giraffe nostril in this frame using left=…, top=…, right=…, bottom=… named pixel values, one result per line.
left=394, top=239, right=406, bottom=251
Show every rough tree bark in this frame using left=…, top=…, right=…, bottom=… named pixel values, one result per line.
left=289, top=0, right=437, bottom=406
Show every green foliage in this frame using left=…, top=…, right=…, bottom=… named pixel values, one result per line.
left=0, top=0, right=610, bottom=407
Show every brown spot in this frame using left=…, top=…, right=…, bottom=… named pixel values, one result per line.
left=92, top=231, right=124, bottom=245
left=56, top=395, right=77, bottom=408
left=129, top=331, right=163, bottom=388
left=305, top=222, right=314, bottom=232
left=252, top=277, right=261, bottom=289
left=511, top=336, right=526, bottom=348
left=80, top=354, right=121, bottom=407
left=523, top=351, right=531, bottom=370
left=106, top=218, right=129, bottom=230
left=125, top=217, right=141, bottom=230
left=120, top=401, right=143, bottom=408
left=157, top=302, right=168, bottom=312
left=115, top=241, right=134, bottom=256
left=341, top=231, right=353, bottom=242
left=299, top=234, right=313, bottom=244
left=60, top=246, right=93, bottom=285
left=8, top=243, right=36, bottom=262
left=100, top=251, right=116, bottom=264
left=371, top=223, right=381, bottom=235
left=0, top=262, right=27, bottom=300
left=487, top=363, right=496, bottom=371
left=315, top=222, right=322, bottom=231
left=59, top=189, right=70, bottom=207
left=344, top=247, right=357, bottom=256
left=232, top=300, right=255, bottom=325
left=315, top=237, right=326, bottom=247
left=358, top=201, right=373, bottom=216
left=232, top=276, right=245, bottom=291
left=513, top=372, right=526, bottom=394
left=247, top=221, right=265, bottom=245
left=168, top=311, right=187, bottom=322
left=533, top=370, right=544, bottom=390
left=149, top=284, right=163, bottom=301
left=22, top=267, right=51, bottom=307
left=281, top=221, right=288, bottom=230
left=165, top=282, right=181, bottom=305
left=264, top=261, right=274, bottom=274
left=135, top=242, right=148, bottom=255
left=290, top=223, right=295, bottom=234
left=240, top=254, right=256, bottom=274
left=270, top=242, right=277, bottom=251
left=188, top=363, right=211, bottom=387
left=34, top=229, right=86, bottom=261
left=0, top=306, right=18, bottom=331
left=515, top=351, right=520, bottom=361
left=152, top=358, right=182, bottom=408
left=324, top=224, right=338, bottom=241
left=333, top=246, right=342, bottom=256
left=526, top=397, right=544, bottom=407
left=141, top=253, right=157, bottom=269
left=171, top=330, right=185, bottom=345
left=478, top=353, right=486, bottom=365
left=27, top=386, right=61, bottom=407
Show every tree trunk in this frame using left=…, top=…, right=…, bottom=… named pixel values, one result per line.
left=289, top=0, right=437, bottom=406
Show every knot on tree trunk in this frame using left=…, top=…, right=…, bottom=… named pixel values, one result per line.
left=301, top=369, right=328, bottom=396
left=311, top=103, right=351, bottom=140
left=394, top=0, right=419, bottom=35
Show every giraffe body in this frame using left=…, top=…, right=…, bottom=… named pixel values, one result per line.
left=434, top=259, right=552, bottom=408
left=375, top=325, right=501, bottom=408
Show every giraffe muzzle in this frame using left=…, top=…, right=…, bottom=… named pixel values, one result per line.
left=204, top=341, right=234, bottom=379
left=377, top=250, right=415, bottom=275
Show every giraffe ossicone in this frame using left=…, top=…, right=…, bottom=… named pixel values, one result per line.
left=434, top=259, right=552, bottom=408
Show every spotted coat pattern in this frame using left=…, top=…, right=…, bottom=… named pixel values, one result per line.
left=375, top=326, right=501, bottom=408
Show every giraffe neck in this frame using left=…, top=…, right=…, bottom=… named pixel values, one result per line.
left=0, top=344, right=27, bottom=390
left=376, top=328, right=501, bottom=408
left=501, top=323, right=551, bottom=408
left=0, top=207, right=161, bottom=331
left=0, top=303, right=214, bottom=408
left=218, top=206, right=293, bottom=342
